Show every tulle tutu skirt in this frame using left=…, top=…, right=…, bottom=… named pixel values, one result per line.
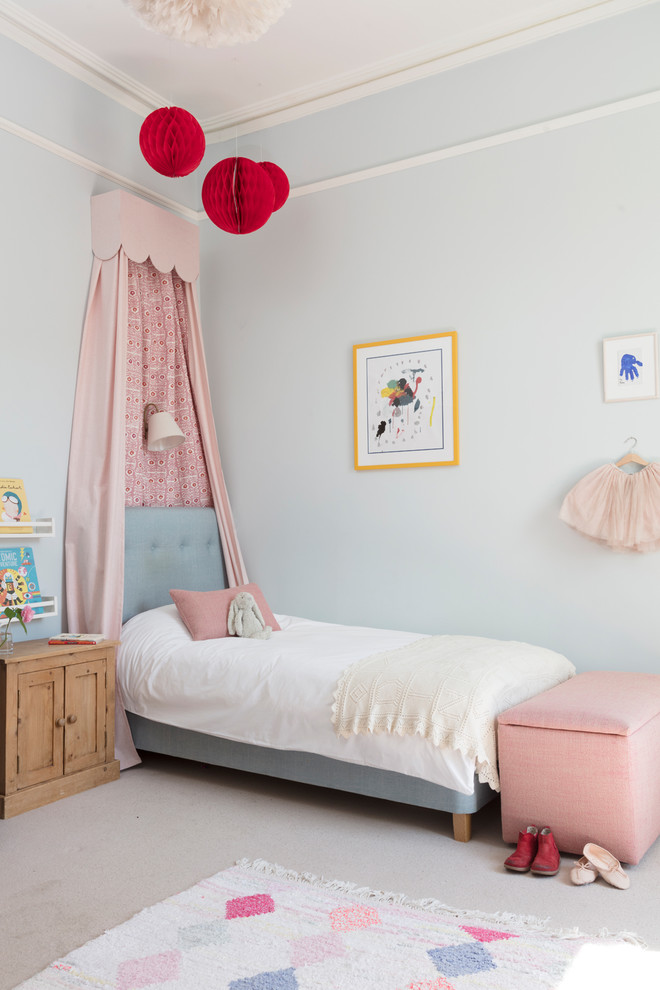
left=560, top=463, right=660, bottom=552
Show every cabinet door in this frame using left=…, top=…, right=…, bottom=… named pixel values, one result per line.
left=16, top=667, right=65, bottom=788
left=64, top=658, right=107, bottom=774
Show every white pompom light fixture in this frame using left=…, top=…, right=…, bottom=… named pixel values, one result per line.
left=125, top=0, right=292, bottom=46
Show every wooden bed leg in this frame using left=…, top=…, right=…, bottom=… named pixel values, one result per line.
left=452, top=813, right=471, bottom=842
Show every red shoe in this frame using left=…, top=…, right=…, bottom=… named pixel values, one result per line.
left=530, top=826, right=561, bottom=876
left=504, top=825, right=538, bottom=872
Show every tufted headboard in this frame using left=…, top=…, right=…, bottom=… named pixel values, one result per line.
left=122, top=507, right=227, bottom=624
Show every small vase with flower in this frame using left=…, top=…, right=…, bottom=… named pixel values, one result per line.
left=0, top=604, right=35, bottom=656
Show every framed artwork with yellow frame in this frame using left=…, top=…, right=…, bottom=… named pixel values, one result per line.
left=353, top=331, right=459, bottom=470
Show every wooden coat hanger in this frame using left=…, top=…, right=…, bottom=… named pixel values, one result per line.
left=616, top=437, right=649, bottom=467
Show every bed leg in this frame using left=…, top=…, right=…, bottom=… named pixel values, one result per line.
left=452, top=813, right=471, bottom=842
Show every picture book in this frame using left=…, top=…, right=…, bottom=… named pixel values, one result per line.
left=48, top=634, right=105, bottom=645
left=0, top=546, right=42, bottom=610
left=0, top=478, right=32, bottom=534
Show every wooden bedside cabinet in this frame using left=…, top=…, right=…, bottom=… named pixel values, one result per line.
left=0, top=638, right=120, bottom=818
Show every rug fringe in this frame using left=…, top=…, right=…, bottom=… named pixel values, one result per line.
left=235, top=858, right=646, bottom=948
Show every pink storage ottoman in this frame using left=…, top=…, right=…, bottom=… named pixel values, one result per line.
left=498, top=671, right=660, bottom=865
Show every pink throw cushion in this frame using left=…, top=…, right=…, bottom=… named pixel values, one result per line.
left=170, top=584, right=281, bottom=640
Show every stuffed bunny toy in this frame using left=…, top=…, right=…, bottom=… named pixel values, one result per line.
left=227, top=591, right=272, bottom=640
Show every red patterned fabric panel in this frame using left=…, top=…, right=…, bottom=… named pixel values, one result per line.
left=125, top=258, right=212, bottom=507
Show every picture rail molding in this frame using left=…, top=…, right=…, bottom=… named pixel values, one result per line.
left=0, top=115, right=200, bottom=223
left=2, top=86, right=660, bottom=219
left=289, top=89, right=660, bottom=200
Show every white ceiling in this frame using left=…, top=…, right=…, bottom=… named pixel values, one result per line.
left=1, top=0, right=648, bottom=137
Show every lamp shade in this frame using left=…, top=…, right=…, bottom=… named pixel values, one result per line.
left=202, top=157, right=275, bottom=234
left=147, top=411, right=186, bottom=450
left=139, top=107, right=206, bottom=177
left=259, top=162, right=289, bottom=211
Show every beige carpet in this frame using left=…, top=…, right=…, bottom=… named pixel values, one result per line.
left=2, top=752, right=658, bottom=988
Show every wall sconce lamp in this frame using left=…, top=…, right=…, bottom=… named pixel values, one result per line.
left=143, top=403, right=185, bottom=451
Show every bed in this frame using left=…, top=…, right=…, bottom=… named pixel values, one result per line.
left=119, top=507, right=575, bottom=842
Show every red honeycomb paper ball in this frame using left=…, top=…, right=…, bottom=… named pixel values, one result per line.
left=139, top=107, right=206, bottom=178
left=259, top=162, right=290, bottom=211
left=202, top=157, right=275, bottom=234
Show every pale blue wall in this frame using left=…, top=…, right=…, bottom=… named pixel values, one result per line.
left=0, top=32, right=175, bottom=642
left=0, top=34, right=200, bottom=209
left=3, top=4, right=660, bottom=672
left=1, top=127, right=99, bottom=642
left=200, top=6, right=660, bottom=673
left=204, top=3, right=660, bottom=188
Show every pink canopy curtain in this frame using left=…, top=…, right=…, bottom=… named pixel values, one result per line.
left=65, top=190, right=248, bottom=769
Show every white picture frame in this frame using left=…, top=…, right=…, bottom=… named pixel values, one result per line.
left=602, top=332, right=659, bottom=403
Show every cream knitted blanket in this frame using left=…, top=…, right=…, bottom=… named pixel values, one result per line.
left=332, top=634, right=575, bottom=790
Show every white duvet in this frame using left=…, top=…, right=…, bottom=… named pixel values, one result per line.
left=118, top=606, right=481, bottom=794
left=118, top=606, right=573, bottom=796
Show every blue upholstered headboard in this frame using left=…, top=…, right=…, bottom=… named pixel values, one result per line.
left=123, top=507, right=227, bottom=624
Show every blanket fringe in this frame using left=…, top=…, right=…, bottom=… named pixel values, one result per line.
left=235, top=858, right=646, bottom=948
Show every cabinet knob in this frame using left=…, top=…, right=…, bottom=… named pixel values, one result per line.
left=67, top=714, right=78, bottom=724
left=56, top=718, right=66, bottom=727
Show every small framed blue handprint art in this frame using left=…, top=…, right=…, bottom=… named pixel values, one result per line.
left=603, top=331, right=658, bottom=402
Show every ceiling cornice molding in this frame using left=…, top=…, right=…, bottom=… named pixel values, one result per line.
left=0, top=0, right=162, bottom=115
left=201, top=0, right=655, bottom=142
left=0, top=0, right=653, bottom=138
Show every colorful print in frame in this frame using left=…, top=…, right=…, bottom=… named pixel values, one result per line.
left=353, top=331, right=458, bottom=470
